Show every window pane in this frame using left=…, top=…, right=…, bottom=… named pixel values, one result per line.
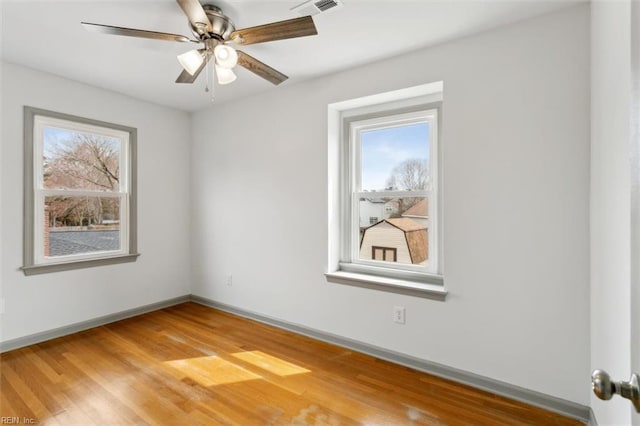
left=43, top=127, right=121, bottom=191
left=44, top=196, right=121, bottom=257
left=359, top=197, right=429, bottom=265
left=360, top=123, right=429, bottom=192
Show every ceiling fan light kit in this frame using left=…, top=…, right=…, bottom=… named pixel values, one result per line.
left=213, top=45, right=238, bottom=69
left=215, top=66, right=237, bottom=85
left=177, top=49, right=205, bottom=76
left=81, top=0, right=318, bottom=97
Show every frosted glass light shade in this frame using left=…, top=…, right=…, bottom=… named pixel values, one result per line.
left=216, top=66, right=237, bottom=85
left=177, top=49, right=204, bottom=75
left=214, top=45, right=238, bottom=69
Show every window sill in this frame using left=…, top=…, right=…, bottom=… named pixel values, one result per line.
left=22, top=253, right=140, bottom=276
left=325, top=270, right=447, bottom=301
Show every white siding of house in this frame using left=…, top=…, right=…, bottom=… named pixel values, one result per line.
left=359, top=222, right=411, bottom=263
left=359, top=200, right=399, bottom=228
left=359, top=200, right=385, bottom=228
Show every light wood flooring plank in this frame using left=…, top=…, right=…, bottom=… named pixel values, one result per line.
left=1, top=302, right=583, bottom=425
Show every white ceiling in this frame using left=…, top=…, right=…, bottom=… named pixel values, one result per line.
left=1, top=0, right=583, bottom=112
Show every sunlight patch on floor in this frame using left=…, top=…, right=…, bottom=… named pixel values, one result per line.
left=165, top=355, right=262, bottom=386
left=403, top=404, right=444, bottom=425
left=231, top=351, right=311, bottom=377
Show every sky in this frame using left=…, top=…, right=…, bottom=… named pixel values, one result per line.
left=360, top=122, right=429, bottom=191
left=43, top=126, right=119, bottom=157
left=43, top=127, right=84, bottom=158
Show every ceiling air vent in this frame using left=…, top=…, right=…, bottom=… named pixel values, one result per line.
left=291, top=0, right=344, bottom=17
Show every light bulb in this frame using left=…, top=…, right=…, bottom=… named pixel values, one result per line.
left=177, top=49, right=204, bottom=75
left=216, top=66, right=237, bottom=85
left=214, top=45, right=238, bottom=69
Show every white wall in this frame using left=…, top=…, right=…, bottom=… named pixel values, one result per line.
left=191, top=5, right=590, bottom=404
left=0, top=62, right=192, bottom=342
left=591, top=1, right=637, bottom=424
left=0, top=62, right=5, bottom=325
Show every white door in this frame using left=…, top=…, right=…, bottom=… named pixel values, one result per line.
left=632, top=2, right=640, bottom=424
left=591, top=1, right=640, bottom=424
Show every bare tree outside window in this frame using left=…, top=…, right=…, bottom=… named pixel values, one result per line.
left=44, top=133, right=120, bottom=192
left=385, top=158, right=429, bottom=191
left=384, top=158, right=429, bottom=214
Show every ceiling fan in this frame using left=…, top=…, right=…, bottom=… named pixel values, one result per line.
left=81, top=0, right=318, bottom=87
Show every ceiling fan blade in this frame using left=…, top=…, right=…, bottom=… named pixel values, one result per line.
left=81, top=22, right=193, bottom=43
left=231, top=16, right=317, bottom=46
left=237, top=50, right=288, bottom=85
left=176, top=0, right=212, bottom=35
left=175, top=55, right=210, bottom=84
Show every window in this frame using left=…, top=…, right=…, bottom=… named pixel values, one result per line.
left=372, top=246, right=397, bottom=262
left=327, top=82, right=445, bottom=300
left=22, top=107, right=138, bottom=275
left=352, top=110, right=436, bottom=271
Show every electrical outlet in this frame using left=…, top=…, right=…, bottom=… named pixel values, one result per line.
left=226, top=275, right=233, bottom=286
left=393, top=306, right=405, bottom=324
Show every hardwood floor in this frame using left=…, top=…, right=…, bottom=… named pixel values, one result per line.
left=1, top=302, right=582, bottom=425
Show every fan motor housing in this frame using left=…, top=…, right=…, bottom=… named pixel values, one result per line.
left=191, top=4, right=235, bottom=40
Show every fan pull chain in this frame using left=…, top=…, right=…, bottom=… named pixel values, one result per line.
left=204, top=55, right=210, bottom=93
left=210, top=60, right=215, bottom=103
left=203, top=53, right=215, bottom=102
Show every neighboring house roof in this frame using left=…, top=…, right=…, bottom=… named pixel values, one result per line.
left=364, top=218, right=428, bottom=264
left=362, top=198, right=399, bottom=204
left=402, top=198, right=428, bottom=218
left=386, top=218, right=425, bottom=232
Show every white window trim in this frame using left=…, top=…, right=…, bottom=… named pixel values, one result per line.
left=22, top=107, right=139, bottom=275
left=326, top=82, right=446, bottom=300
